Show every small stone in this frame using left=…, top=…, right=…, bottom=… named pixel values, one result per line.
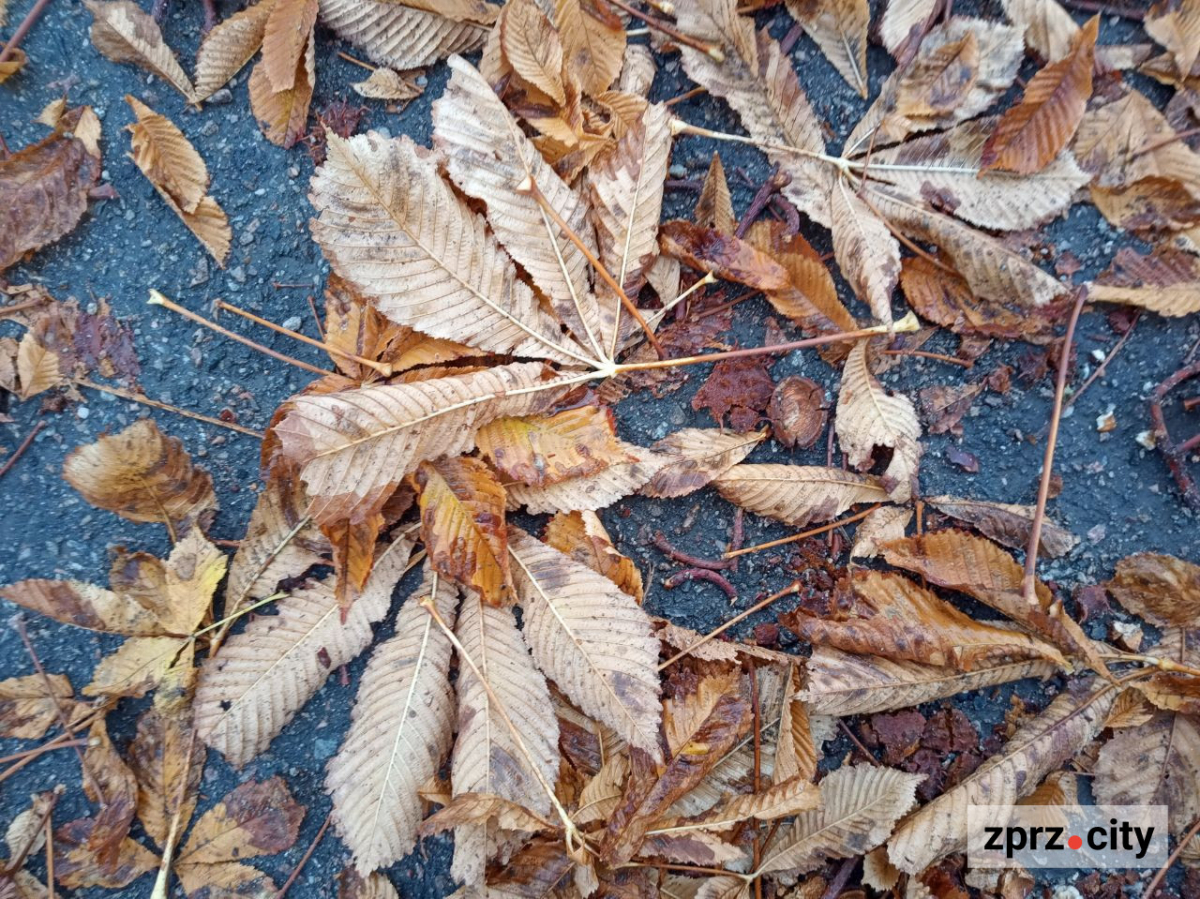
left=1136, top=430, right=1157, bottom=450
left=669, top=163, right=687, bottom=178
left=228, top=265, right=246, bottom=284
left=77, top=406, right=89, bottom=420
left=1095, top=408, right=1116, bottom=433
left=1087, top=523, right=1106, bottom=543
left=313, top=738, right=338, bottom=760
left=281, top=316, right=303, bottom=331
left=207, top=88, right=233, bottom=105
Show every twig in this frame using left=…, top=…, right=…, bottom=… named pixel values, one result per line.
left=1062, top=312, right=1140, bottom=414
left=45, top=810, right=54, bottom=899
left=653, top=532, right=733, bottom=570
left=0, top=739, right=88, bottom=766
left=664, top=86, right=706, bottom=107
left=601, top=0, right=725, bottom=61
left=306, top=295, right=325, bottom=340
left=728, top=508, right=744, bottom=573
left=1022, top=287, right=1088, bottom=607
left=663, top=567, right=738, bottom=601
left=274, top=812, right=332, bottom=898
left=0, top=420, right=46, bottom=480
left=819, top=858, right=859, bottom=899
left=779, top=22, right=804, bottom=55
left=881, top=348, right=973, bottom=368
left=1141, top=816, right=1200, bottom=899
left=0, top=296, right=52, bottom=317
left=74, top=379, right=262, bottom=439
left=148, top=290, right=329, bottom=377
left=748, top=656, right=763, bottom=899
left=735, top=165, right=790, bottom=239
left=336, top=50, right=376, bottom=71
left=658, top=581, right=801, bottom=671
left=215, top=300, right=392, bottom=376
left=5, top=786, right=61, bottom=876
left=838, top=720, right=879, bottom=765
left=0, top=0, right=55, bottom=65
left=1149, top=360, right=1200, bottom=510
left=724, top=505, right=883, bottom=559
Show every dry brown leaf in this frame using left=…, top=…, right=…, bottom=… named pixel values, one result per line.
left=1075, top=88, right=1200, bottom=190
left=53, top=818, right=158, bottom=889
left=421, top=793, right=554, bottom=839
left=338, top=868, right=401, bottom=899
left=502, top=0, right=567, bottom=105
left=574, top=754, right=630, bottom=825
left=831, top=178, right=900, bottom=327
left=319, top=0, right=494, bottom=71
left=81, top=718, right=138, bottom=869
left=15, top=328, right=67, bottom=399
left=416, top=456, right=511, bottom=605
left=675, top=0, right=833, bottom=227
left=505, top=442, right=666, bottom=514
left=714, top=463, right=890, bottom=527
left=193, top=534, right=412, bottom=766
left=85, top=0, right=194, bottom=100
left=249, top=31, right=314, bottom=148
left=850, top=506, right=912, bottom=560
left=785, top=0, right=869, bottom=96
left=893, top=31, right=979, bottom=118
left=1090, top=246, right=1200, bottom=317
left=309, top=131, right=587, bottom=366
left=1106, top=552, right=1200, bottom=628
left=126, top=96, right=208, bottom=214
left=695, top=153, right=735, bottom=234
left=193, top=0, right=275, bottom=101
left=801, top=645, right=1058, bottom=717
left=926, top=496, right=1078, bottom=557
left=836, top=342, right=921, bottom=502
left=1095, top=711, right=1200, bottom=837
left=1000, top=0, right=1079, bottom=61
left=476, top=407, right=625, bottom=488
left=887, top=680, right=1118, bottom=872
left=758, top=764, right=923, bottom=875
left=556, top=0, right=624, bottom=95
left=543, top=510, right=643, bottom=601
left=784, top=570, right=1067, bottom=669
left=0, top=673, right=85, bottom=739
left=1147, top=0, right=1200, bottom=81
left=0, top=107, right=102, bottom=272
left=261, top=0, right=318, bottom=92
left=643, top=428, right=766, bottom=499
left=980, top=17, right=1098, bottom=174
left=63, top=419, right=216, bottom=536
left=352, top=66, right=424, bottom=100
left=328, top=568, right=458, bottom=873
left=0, top=48, right=27, bottom=83
left=509, top=527, right=662, bottom=760
left=880, top=0, right=939, bottom=57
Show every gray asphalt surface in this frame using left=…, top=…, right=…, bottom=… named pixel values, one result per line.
left=0, top=0, right=1197, bottom=896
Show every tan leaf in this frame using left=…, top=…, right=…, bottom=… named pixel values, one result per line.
left=322, top=509, right=382, bottom=614
left=352, top=66, right=424, bottom=100
left=0, top=579, right=164, bottom=637
left=509, top=527, right=662, bottom=760
left=772, top=663, right=819, bottom=784
left=273, top=361, right=573, bottom=525
left=893, top=31, right=979, bottom=118
left=887, top=680, right=1117, bottom=873
left=698, top=776, right=822, bottom=831
left=126, top=96, right=208, bottom=214
left=675, top=0, right=833, bottom=227
left=261, top=0, right=318, bottom=92
left=831, top=178, right=900, bottom=327
left=193, top=534, right=413, bottom=766
left=450, top=592, right=559, bottom=885
left=784, top=570, right=1067, bottom=669
left=106, top=529, right=226, bottom=635
left=643, top=428, right=766, bottom=499
left=835, top=342, right=921, bottom=502
left=16, top=328, right=66, bottom=399
left=1074, top=89, right=1200, bottom=190
left=0, top=673, right=83, bottom=739
left=574, top=754, right=629, bottom=825
left=476, top=407, right=625, bottom=487
left=801, top=645, right=1058, bottom=717
left=328, top=568, right=458, bottom=873
left=63, top=419, right=216, bottom=536
left=249, top=32, right=314, bottom=148
left=696, top=877, right=751, bottom=899
left=1106, top=552, right=1200, bottom=628
left=502, top=0, right=566, bottom=105
left=85, top=635, right=192, bottom=699
left=866, top=119, right=1089, bottom=231
left=416, top=456, right=510, bottom=605
left=318, top=0, right=493, bottom=71
left=543, top=510, right=643, bottom=601
left=1089, top=246, right=1200, bottom=317
left=1146, top=0, right=1200, bottom=81
left=421, top=793, right=555, bottom=838
left=1001, top=0, right=1079, bottom=62
left=926, top=496, right=1078, bottom=558
left=434, top=57, right=608, bottom=357
left=53, top=818, right=158, bottom=889
left=152, top=195, right=231, bottom=267
left=850, top=506, right=912, bottom=560
left=193, top=0, right=275, bottom=101
left=308, top=131, right=587, bottom=365
left=1090, top=176, right=1200, bottom=232
left=980, top=17, right=1098, bottom=174
left=879, top=0, right=939, bottom=57
left=85, top=0, right=194, bottom=100
left=81, top=719, right=138, bottom=869
left=785, top=0, right=869, bottom=96
left=556, top=0, right=625, bottom=94
left=758, top=764, right=923, bottom=875
left=338, top=869, right=401, bottom=899
left=695, top=153, right=735, bottom=233
left=714, top=463, right=890, bottom=527
left=505, top=442, right=666, bottom=514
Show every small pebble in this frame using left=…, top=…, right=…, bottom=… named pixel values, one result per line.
left=281, top=316, right=303, bottom=331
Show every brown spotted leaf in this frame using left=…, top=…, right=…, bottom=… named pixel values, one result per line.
left=643, top=428, right=766, bottom=499
left=476, top=407, right=626, bottom=488
left=53, top=818, right=158, bottom=889
left=543, top=510, right=643, bottom=601
left=926, top=496, right=1078, bottom=558
left=0, top=673, right=86, bottom=739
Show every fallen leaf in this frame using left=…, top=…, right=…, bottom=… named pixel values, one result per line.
left=53, top=818, right=158, bottom=889
left=249, top=30, right=314, bottom=148
left=926, top=495, right=1078, bottom=557
left=81, top=718, right=138, bottom=869
left=85, top=0, right=194, bottom=100
left=831, top=178, right=900, bottom=328
left=919, top=383, right=981, bottom=436
left=501, top=0, right=567, bottom=105
left=352, top=66, right=425, bottom=100
left=691, top=353, right=775, bottom=431
left=321, top=0, right=494, bottom=73
left=543, top=510, right=643, bottom=601
left=714, top=463, right=890, bottom=527
left=894, top=31, right=979, bottom=118
left=880, top=0, right=940, bottom=58
left=785, top=0, right=870, bottom=97
left=476, top=407, right=625, bottom=487
left=260, top=0, right=318, bottom=92
left=1001, top=0, right=1080, bottom=62
left=850, top=506, right=913, bottom=560
left=644, top=428, right=766, bottom=498
left=1090, top=246, right=1200, bottom=317
left=193, top=0, right=275, bottom=101
left=505, top=442, right=666, bottom=514
left=1106, top=552, right=1200, bottom=628
left=1146, top=0, right=1200, bottom=81
left=0, top=673, right=86, bottom=739
left=695, top=153, right=735, bottom=234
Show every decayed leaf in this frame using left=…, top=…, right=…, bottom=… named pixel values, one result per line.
left=451, top=592, right=559, bottom=887
left=643, top=428, right=766, bottom=499
left=421, top=793, right=554, bottom=838
left=509, top=527, right=662, bottom=760
left=880, top=0, right=939, bottom=57
left=980, top=17, right=1098, bottom=174
left=714, top=464, right=890, bottom=527
left=193, top=0, right=275, bottom=101
left=801, top=645, right=1058, bottom=717
left=1074, top=88, right=1200, bottom=190
left=319, top=0, right=494, bottom=72
left=352, top=66, right=424, bottom=100
left=338, top=868, right=401, bottom=899
left=0, top=673, right=85, bottom=739
left=273, top=362, right=572, bottom=526
left=0, top=48, right=27, bottom=83
left=261, top=0, right=318, bottom=92
left=193, top=534, right=413, bottom=766
left=328, top=569, right=458, bottom=873
left=888, top=680, right=1117, bottom=872
left=173, top=776, right=303, bottom=895
left=758, top=764, right=923, bottom=875
left=575, top=754, right=630, bottom=825
left=1146, top=0, right=1200, bottom=81
left=81, top=718, right=138, bottom=869
left=1089, top=247, right=1200, bottom=317
left=63, top=419, right=216, bottom=536
left=476, top=407, right=625, bottom=487
left=831, top=178, right=900, bottom=327
left=926, top=496, right=1077, bottom=557
left=53, top=818, right=158, bottom=889
left=502, top=0, right=566, bottom=105
left=309, top=132, right=586, bottom=366
left=850, top=506, right=912, bottom=560
left=505, top=443, right=666, bottom=514
left=675, top=0, right=834, bottom=227
left=836, top=342, right=921, bottom=502
left=0, top=107, right=102, bottom=272
left=1094, top=711, right=1200, bottom=836
left=85, top=0, right=194, bottom=100
left=785, top=0, right=869, bottom=96
left=1106, top=552, right=1200, bottom=628
left=416, top=456, right=511, bottom=606
left=893, top=31, right=979, bottom=118
left=543, top=510, right=643, bottom=601
left=16, top=328, right=67, bottom=399
left=784, top=570, right=1067, bottom=670
left=1001, top=0, right=1079, bottom=62
left=249, top=32, right=314, bottom=148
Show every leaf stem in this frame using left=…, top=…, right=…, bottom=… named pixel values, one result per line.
left=601, top=0, right=724, bottom=61
left=74, top=378, right=263, bottom=438
left=0, top=0, right=54, bottom=64
left=273, top=811, right=332, bottom=898
left=644, top=272, right=716, bottom=330
left=1141, top=815, right=1200, bottom=899
left=658, top=581, right=801, bottom=671
left=0, top=420, right=46, bottom=481
left=671, top=119, right=848, bottom=171
left=724, top=505, right=883, bottom=559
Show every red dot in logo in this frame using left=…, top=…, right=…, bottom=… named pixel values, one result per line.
left=1068, top=835, right=1083, bottom=850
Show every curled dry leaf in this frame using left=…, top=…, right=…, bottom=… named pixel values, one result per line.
left=926, top=496, right=1078, bottom=557
left=695, top=153, right=735, bottom=234
left=543, top=510, right=643, bottom=601
left=476, top=407, right=626, bottom=487
left=880, top=0, right=940, bottom=57
left=714, top=463, right=890, bottom=527
left=63, top=419, right=216, bottom=536
left=831, top=178, right=900, bottom=328
left=768, top=376, right=827, bottom=450
left=1001, top=0, right=1079, bottom=62
left=0, top=673, right=86, bottom=739
left=261, top=0, right=318, bottom=93
left=85, top=0, right=194, bottom=100
left=643, top=428, right=766, bottom=498
left=850, top=505, right=912, bottom=560
left=193, top=0, right=275, bottom=101
left=352, top=66, right=425, bottom=100
left=887, top=680, right=1117, bottom=873
left=249, top=32, right=315, bottom=149
left=318, top=0, right=495, bottom=72
left=1106, top=552, right=1200, bottom=628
